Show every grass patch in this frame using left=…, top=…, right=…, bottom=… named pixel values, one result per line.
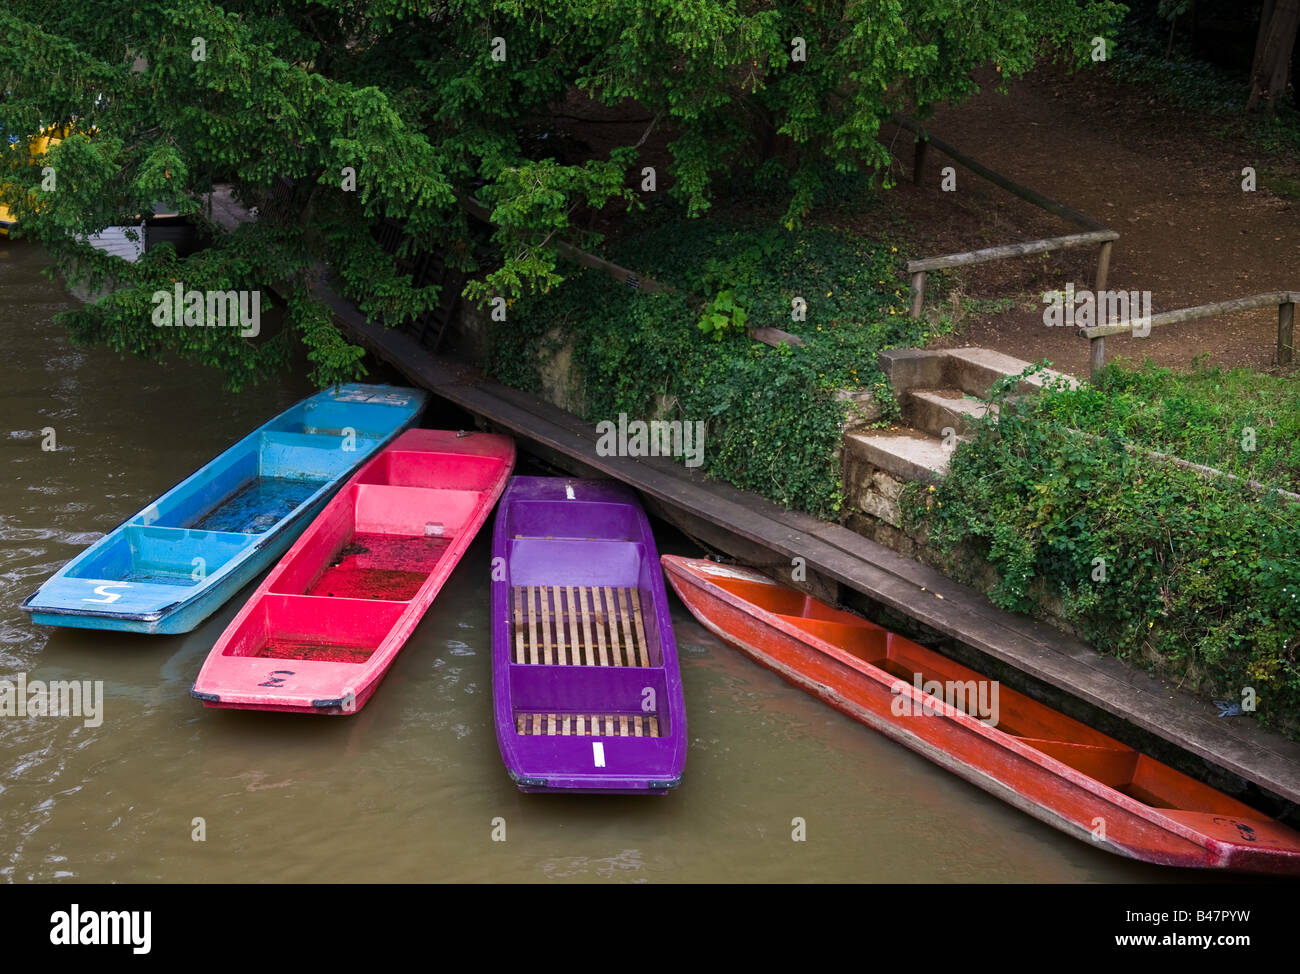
left=1042, top=358, right=1300, bottom=491
left=1259, top=169, right=1300, bottom=201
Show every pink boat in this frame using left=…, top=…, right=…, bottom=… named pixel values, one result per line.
left=190, top=428, right=515, bottom=714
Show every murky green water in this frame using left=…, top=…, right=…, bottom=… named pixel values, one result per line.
left=0, top=242, right=1181, bottom=882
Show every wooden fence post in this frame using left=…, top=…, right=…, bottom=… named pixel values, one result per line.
left=1095, top=240, right=1112, bottom=293
left=910, top=271, right=926, bottom=318
left=1280, top=299, right=1295, bottom=366
left=1089, top=336, right=1106, bottom=379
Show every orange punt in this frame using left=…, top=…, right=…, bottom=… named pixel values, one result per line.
left=662, top=555, right=1300, bottom=873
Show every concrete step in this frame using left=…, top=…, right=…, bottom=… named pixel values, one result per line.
left=879, top=346, right=1080, bottom=399
left=843, top=427, right=957, bottom=486
left=944, top=347, right=1079, bottom=397
left=903, top=387, right=997, bottom=438
left=875, top=347, right=947, bottom=394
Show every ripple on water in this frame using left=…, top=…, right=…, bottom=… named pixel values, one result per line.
left=541, top=848, right=647, bottom=881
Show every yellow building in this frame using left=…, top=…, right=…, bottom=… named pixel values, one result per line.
left=0, top=124, right=70, bottom=235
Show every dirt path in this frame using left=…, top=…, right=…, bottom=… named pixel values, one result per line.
left=552, top=63, right=1298, bottom=378
left=858, top=64, right=1300, bottom=377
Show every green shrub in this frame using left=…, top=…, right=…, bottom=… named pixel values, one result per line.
left=488, top=220, right=925, bottom=518
left=909, top=363, right=1300, bottom=736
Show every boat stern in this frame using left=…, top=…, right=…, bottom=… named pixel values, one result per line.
left=190, top=654, right=378, bottom=715
left=500, top=728, right=687, bottom=795
left=22, top=577, right=198, bottom=634
left=1157, top=810, right=1300, bottom=874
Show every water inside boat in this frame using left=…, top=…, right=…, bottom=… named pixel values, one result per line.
left=307, top=533, right=451, bottom=600
left=219, top=447, right=504, bottom=664
left=255, top=639, right=376, bottom=664
left=190, top=476, right=320, bottom=533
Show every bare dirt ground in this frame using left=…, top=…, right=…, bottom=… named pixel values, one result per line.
left=857, top=64, right=1300, bottom=377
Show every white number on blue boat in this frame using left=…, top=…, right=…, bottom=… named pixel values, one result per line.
left=84, top=582, right=130, bottom=603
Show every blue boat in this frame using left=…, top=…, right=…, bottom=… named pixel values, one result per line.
left=21, top=384, right=428, bottom=634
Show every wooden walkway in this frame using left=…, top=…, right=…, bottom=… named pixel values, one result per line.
left=320, top=283, right=1300, bottom=808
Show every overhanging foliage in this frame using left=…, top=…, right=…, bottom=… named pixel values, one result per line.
left=0, top=0, right=1123, bottom=387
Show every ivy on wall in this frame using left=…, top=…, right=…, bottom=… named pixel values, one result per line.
left=489, top=220, right=935, bottom=519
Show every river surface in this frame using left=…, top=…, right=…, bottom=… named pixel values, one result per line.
left=0, top=242, right=1185, bottom=882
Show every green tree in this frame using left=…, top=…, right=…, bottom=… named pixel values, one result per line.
left=0, top=0, right=1124, bottom=388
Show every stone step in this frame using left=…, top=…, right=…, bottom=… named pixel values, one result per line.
left=879, top=346, right=1080, bottom=399
left=835, top=387, right=884, bottom=431
left=876, top=348, right=947, bottom=394
left=843, top=426, right=963, bottom=528
left=904, top=387, right=997, bottom=438
left=846, top=345, right=1077, bottom=531
left=944, top=347, right=1079, bottom=397
left=843, top=427, right=956, bottom=486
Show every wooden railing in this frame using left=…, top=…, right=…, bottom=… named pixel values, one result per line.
left=896, top=117, right=1118, bottom=318
left=1077, top=291, right=1300, bottom=377
left=908, top=230, right=1118, bottom=317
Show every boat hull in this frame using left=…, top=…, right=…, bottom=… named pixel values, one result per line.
left=492, top=478, right=687, bottom=793
left=662, top=555, right=1300, bottom=873
left=21, top=385, right=427, bottom=634
left=191, top=428, right=515, bottom=714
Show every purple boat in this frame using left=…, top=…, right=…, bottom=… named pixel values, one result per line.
left=491, top=476, right=688, bottom=793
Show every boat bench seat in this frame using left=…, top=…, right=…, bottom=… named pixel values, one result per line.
left=514, top=712, right=662, bottom=737
left=510, top=584, right=653, bottom=666
left=258, top=431, right=372, bottom=482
